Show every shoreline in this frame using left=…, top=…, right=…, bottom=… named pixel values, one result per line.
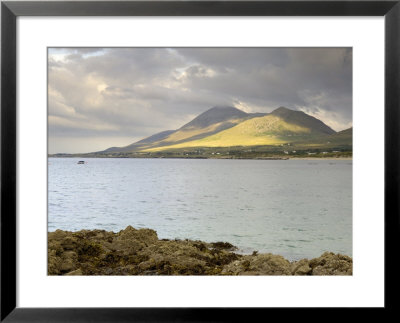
left=48, top=226, right=352, bottom=276
left=48, top=156, right=352, bottom=161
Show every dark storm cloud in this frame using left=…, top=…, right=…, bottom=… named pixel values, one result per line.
left=48, top=47, right=352, bottom=153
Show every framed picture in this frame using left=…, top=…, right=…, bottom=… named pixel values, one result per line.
left=1, top=0, right=398, bottom=320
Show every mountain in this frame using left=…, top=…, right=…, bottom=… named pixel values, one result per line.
left=99, top=106, right=350, bottom=154
left=103, top=130, right=175, bottom=153
left=103, top=106, right=264, bottom=152
left=270, top=107, right=335, bottom=135
left=143, top=107, right=338, bottom=152
left=324, top=127, right=352, bottom=145
left=153, top=106, right=257, bottom=146
left=179, top=106, right=249, bottom=129
left=335, top=127, right=352, bottom=138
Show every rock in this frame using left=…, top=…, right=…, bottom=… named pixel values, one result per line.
left=48, top=249, right=62, bottom=275
left=107, top=239, right=143, bottom=256
left=47, top=226, right=352, bottom=276
left=291, top=259, right=312, bottom=275
left=309, top=252, right=352, bottom=275
left=63, top=251, right=77, bottom=260
left=116, top=226, right=158, bottom=245
left=60, top=236, right=78, bottom=250
left=60, top=259, right=76, bottom=273
left=222, top=253, right=291, bottom=275
left=210, top=241, right=237, bottom=251
left=65, top=268, right=83, bottom=276
left=49, top=229, right=69, bottom=240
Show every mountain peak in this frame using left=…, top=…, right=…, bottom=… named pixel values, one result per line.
left=180, top=106, right=248, bottom=129
left=273, top=106, right=290, bottom=112
left=270, top=106, right=295, bottom=115
left=209, top=105, right=241, bottom=110
left=270, top=106, right=335, bottom=135
left=203, top=106, right=247, bottom=115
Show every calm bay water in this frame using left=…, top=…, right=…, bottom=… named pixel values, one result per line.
left=48, top=158, right=352, bottom=260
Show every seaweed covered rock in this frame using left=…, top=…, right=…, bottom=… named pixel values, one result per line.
left=48, top=227, right=352, bottom=276
left=290, top=259, right=312, bottom=275
left=221, top=253, right=292, bottom=275
left=308, top=252, right=353, bottom=275
left=48, top=227, right=241, bottom=275
left=116, top=226, right=158, bottom=244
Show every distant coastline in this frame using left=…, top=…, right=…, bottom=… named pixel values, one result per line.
left=48, top=147, right=352, bottom=160
left=48, top=154, right=352, bottom=160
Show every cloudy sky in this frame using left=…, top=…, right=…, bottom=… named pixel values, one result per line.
left=48, top=47, right=352, bottom=154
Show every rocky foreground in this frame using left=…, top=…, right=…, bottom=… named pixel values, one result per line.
left=48, top=226, right=352, bottom=276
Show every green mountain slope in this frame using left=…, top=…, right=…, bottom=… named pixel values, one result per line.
left=101, top=106, right=265, bottom=152
left=144, top=107, right=340, bottom=152
left=270, top=107, right=335, bottom=135
left=295, top=127, right=352, bottom=147
left=99, top=106, right=351, bottom=155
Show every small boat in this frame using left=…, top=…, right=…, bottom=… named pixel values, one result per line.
left=77, top=161, right=85, bottom=164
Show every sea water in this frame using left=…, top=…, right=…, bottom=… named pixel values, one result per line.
left=48, top=158, right=352, bottom=260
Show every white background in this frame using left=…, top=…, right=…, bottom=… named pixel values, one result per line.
left=17, top=17, right=384, bottom=307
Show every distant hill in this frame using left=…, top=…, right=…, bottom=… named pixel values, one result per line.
left=103, top=130, right=175, bottom=153
left=102, top=106, right=264, bottom=152
left=98, top=106, right=351, bottom=154
left=324, top=127, right=352, bottom=145
left=335, top=127, right=352, bottom=138
left=143, top=107, right=339, bottom=152
left=270, top=107, right=335, bottom=135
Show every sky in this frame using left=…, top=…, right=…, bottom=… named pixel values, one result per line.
left=48, top=47, right=352, bottom=154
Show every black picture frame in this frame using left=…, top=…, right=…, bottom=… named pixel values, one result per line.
left=1, top=0, right=399, bottom=321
